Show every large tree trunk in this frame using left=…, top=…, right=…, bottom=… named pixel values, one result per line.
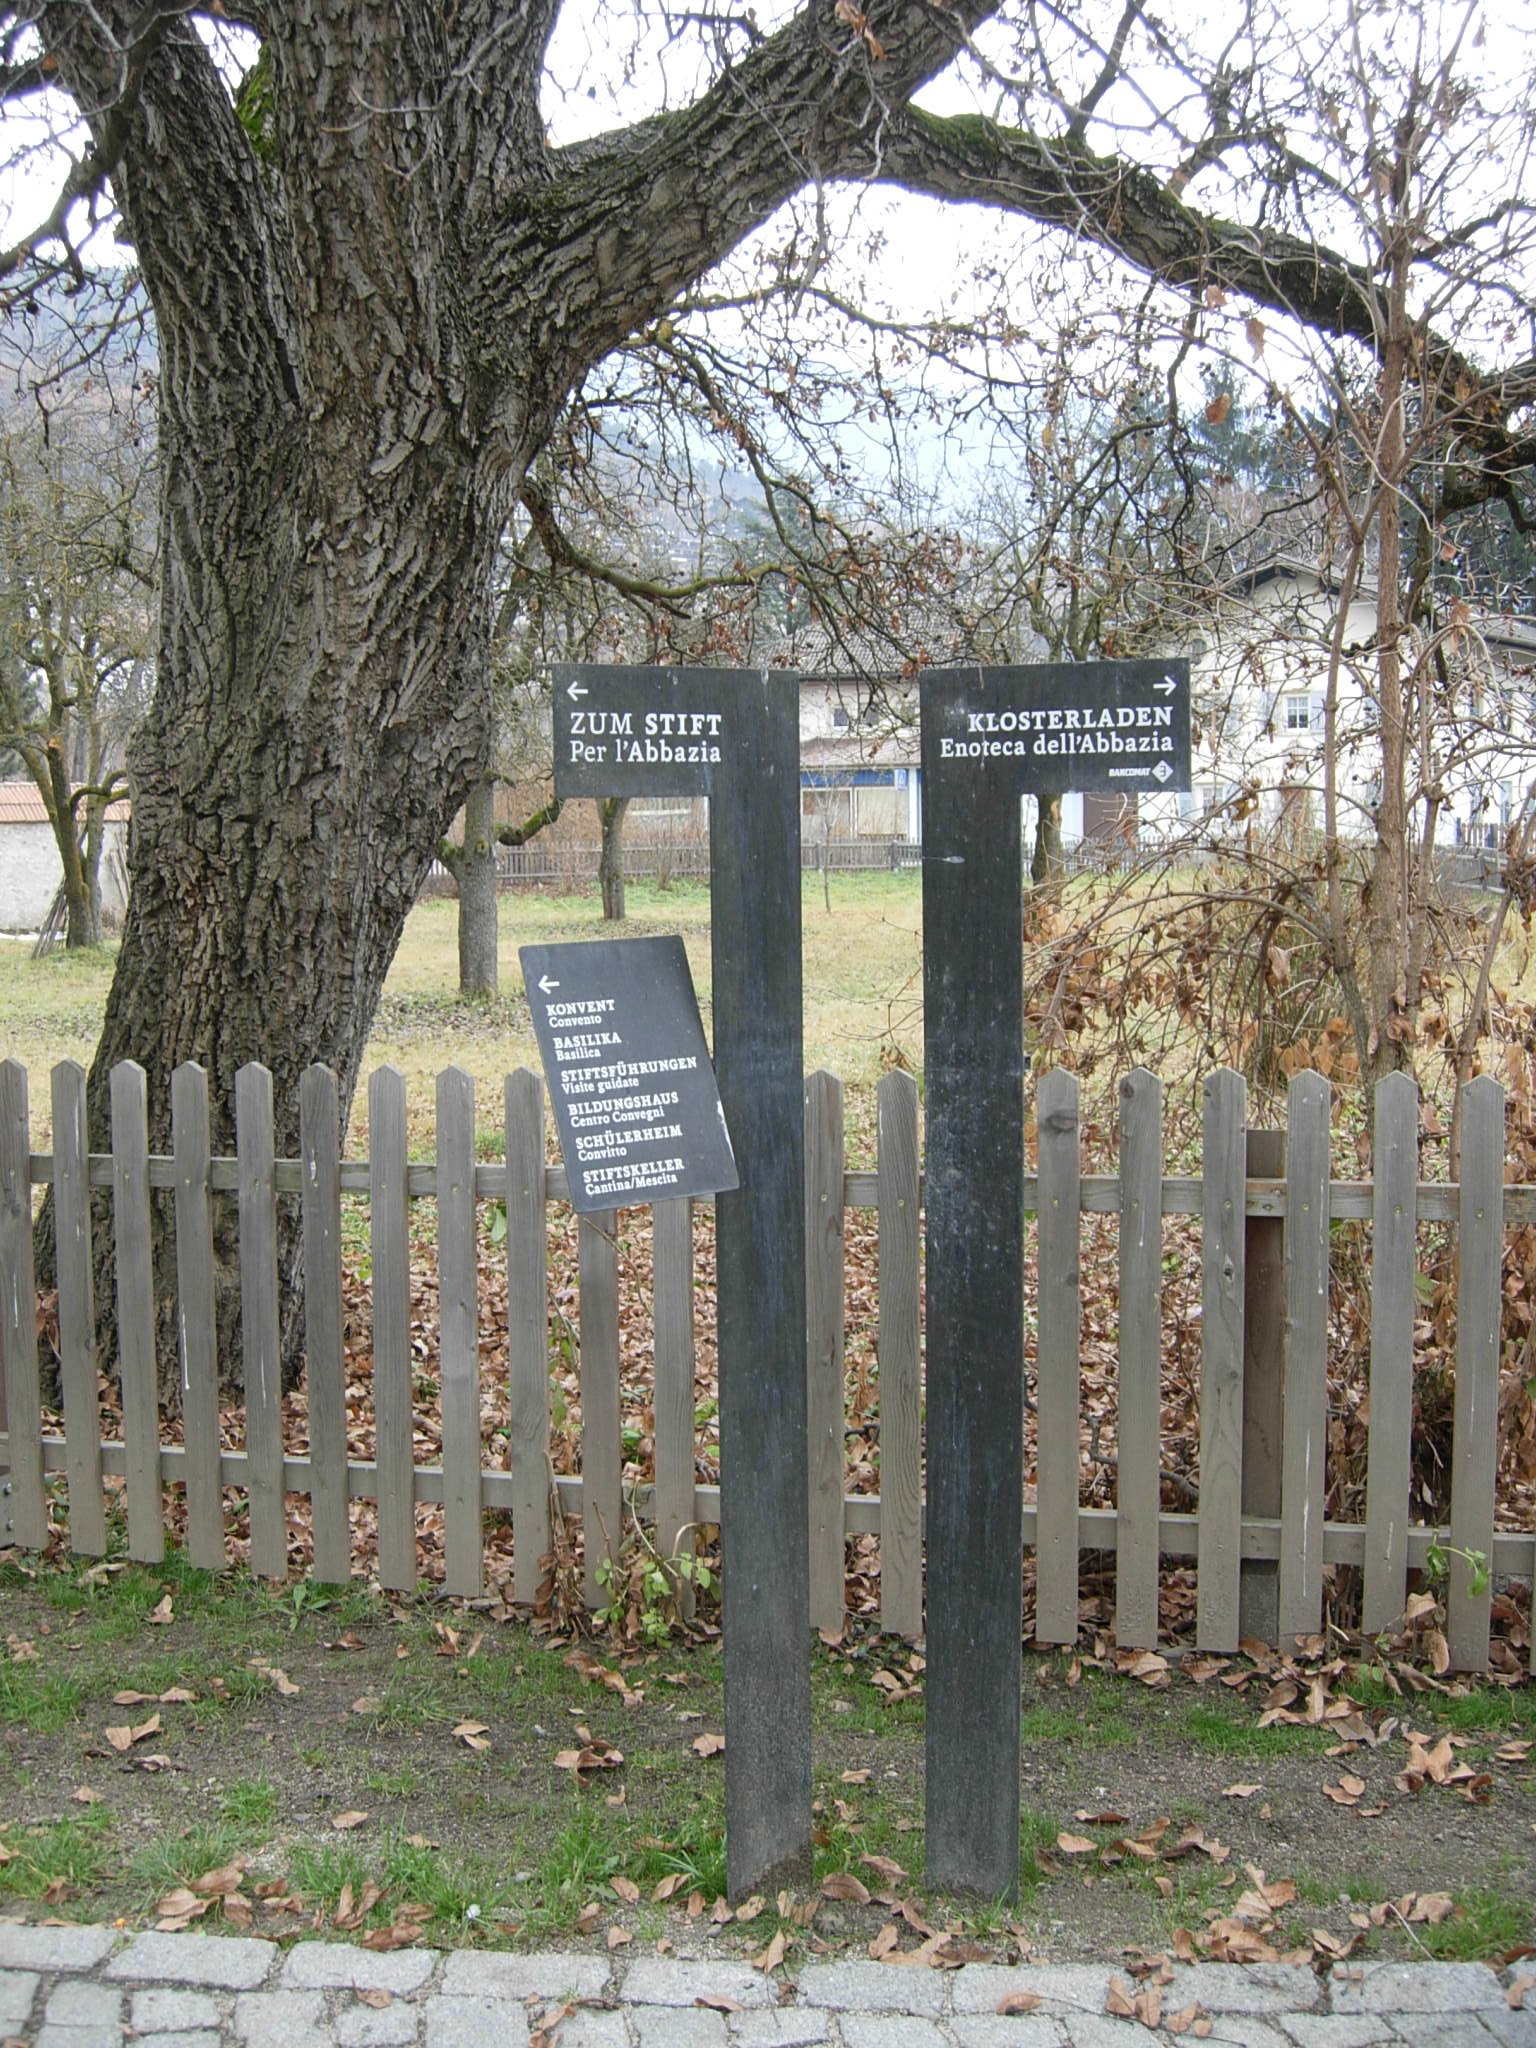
left=35, top=383, right=508, bottom=1396
left=456, top=778, right=500, bottom=999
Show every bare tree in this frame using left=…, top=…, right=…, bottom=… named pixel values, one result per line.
left=0, top=373, right=154, bottom=944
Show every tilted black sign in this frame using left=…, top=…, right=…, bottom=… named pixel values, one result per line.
left=521, top=936, right=738, bottom=1215
left=922, top=658, right=1191, bottom=794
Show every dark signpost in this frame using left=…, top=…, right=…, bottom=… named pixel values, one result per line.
left=551, top=664, right=810, bottom=1899
left=520, top=935, right=738, bottom=1215
left=920, top=660, right=1191, bottom=1897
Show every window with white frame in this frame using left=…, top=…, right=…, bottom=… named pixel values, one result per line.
left=1282, top=692, right=1318, bottom=732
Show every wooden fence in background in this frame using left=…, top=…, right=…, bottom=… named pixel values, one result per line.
left=1, top=1058, right=1533, bottom=1672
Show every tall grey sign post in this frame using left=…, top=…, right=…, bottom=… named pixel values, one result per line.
left=552, top=663, right=810, bottom=1900
left=920, top=660, right=1192, bottom=1897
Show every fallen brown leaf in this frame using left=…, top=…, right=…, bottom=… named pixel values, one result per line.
left=752, top=1929, right=787, bottom=1973
left=1106, top=1976, right=1138, bottom=2017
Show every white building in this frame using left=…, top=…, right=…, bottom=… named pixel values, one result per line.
left=1136, top=557, right=1536, bottom=854
left=0, top=781, right=131, bottom=932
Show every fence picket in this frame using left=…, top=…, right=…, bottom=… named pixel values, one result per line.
left=805, top=1070, right=847, bottom=1633
left=1449, top=1075, right=1503, bottom=1669
left=437, top=1068, right=482, bottom=1597
left=171, top=1064, right=224, bottom=1570
left=1197, top=1067, right=1247, bottom=1651
left=370, top=1066, right=416, bottom=1591
left=579, top=1209, right=622, bottom=1607
left=110, top=1062, right=162, bottom=1563
left=1115, top=1069, right=1163, bottom=1650
left=1239, top=1128, right=1284, bottom=1645
left=0, top=1059, right=45, bottom=1548
left=1363, top=1073, right=1419, bottom=1633
left=51, top=1060, right=104, bottom=1553
left=299, top=1065, right=350, bottom=1585
left=1279, top=1073, right=1330, bottom=1640
left=237, top=1064, right=285, bottom=1580
left=652, top=1198, right=696, bottom=1618
left=877, top=1069, right=922, bottom=1638
left=1035, top=1069, right=1081, bottom=1644
left=504, top=1070, right=550, bottom=1604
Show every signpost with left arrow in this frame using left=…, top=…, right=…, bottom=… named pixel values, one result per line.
left=543, top=663, right=811, bottom=1901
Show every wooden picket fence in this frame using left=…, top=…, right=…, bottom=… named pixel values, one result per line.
left=1, top=1056, right=1534, bottom=1672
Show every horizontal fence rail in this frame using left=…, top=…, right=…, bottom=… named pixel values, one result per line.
left=1, top=1057, right=1533, bottom=1673
left=421, top=838, right=922, bottom=890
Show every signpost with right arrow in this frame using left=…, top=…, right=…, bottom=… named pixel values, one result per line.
left=919, top=659, right=1191, bottom=1898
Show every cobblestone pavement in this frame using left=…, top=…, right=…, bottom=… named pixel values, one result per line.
left=2, top=1925, right=1533, bottom=2048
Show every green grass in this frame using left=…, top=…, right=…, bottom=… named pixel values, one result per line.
left=129, top=1824, right=250, bottom=1908
left=1181, top=1701, right=1334, bottom=1759
left=286, top=1839, right=374, bottom=1908
left=1418, top=1885, right=1531, bottom=1960
left=523, top=1807, right=626, bottom=1936
left=378, top=1832, right=521, bottom=1928
left=0, top=1807, right=113, bottom=1904
left=363, top=1765, right=424, bottom=1800
left=220, top=1778, right=280, bottom=1837
left=0, top=1662, right=88, bottom=1732
left=627, top=1815, right=729, bottom=1901
left=1018, top=1701, right=1136, bottom=1749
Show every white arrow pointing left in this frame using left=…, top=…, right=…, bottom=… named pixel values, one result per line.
left=566, top=678, right=588, bottom=700
left=538, top=976, right=560, bottom=993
